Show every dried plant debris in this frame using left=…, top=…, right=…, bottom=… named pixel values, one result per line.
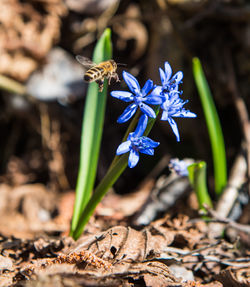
left=0, top=235, right=71, bottom=285
left=0, top=184, right=62, bottom=237
left=0, top=0, right=67, bottom=81
left=6, top=215, right=248, bottom=286
left=72, top=225, right=174, bottom=263
left=65, top=0, right=118, bottom=15
left=215, top=267, right=250, bottom=287
left=134, top=173, right=191, bottom=226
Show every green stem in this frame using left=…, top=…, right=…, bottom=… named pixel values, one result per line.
left=73, top=153, right=129, bottom=240
left=188, top=161, right=213, bottom=212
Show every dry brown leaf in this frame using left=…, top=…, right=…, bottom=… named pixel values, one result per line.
left=215, top=267, right=250, bottom=287
left=154, top=214, right=207, bottom=249
left=20, top=260, right=182, bottom=286
left=71, top=225, right=174, bottom=263
left=97, top=179, right=153, bottom=219
left=0, top=184, right=60, bottom=237
left=0, top=254, right=13, bottom=270
left=0, top=0, right=67, bottom=81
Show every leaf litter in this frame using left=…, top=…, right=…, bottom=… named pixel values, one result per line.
left=1, top=204, right=249, bottom=286
left=0, top=163, right=249, bottom=286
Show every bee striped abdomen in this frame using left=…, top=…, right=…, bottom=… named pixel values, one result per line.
left=84, top=67, right=104, bottom=82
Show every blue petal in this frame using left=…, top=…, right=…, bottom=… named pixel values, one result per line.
left=134, top=114, right=148, bottom=137
left=173, top=71, right=183, bottom=83
left=184, top=111, right=197, bottom=117
left=145, top=94, right=163, bottom=105
left=162, top=99, right=170, bottom=110
left=128, top=149, right=140, bottom=168
left=172, top=109, right=197, bottom=118
left=159, top=68, right=166, bottom=85
left=111, top=91, right=133, bottom=102
left=181, top=110, right=197, bottom=118
left=116, top=141, right=131, bottom=155
left=164, top=62, right=172, bottom=82
left=140, top=148, right=154, bottom=155
left=169, top=91, right=180, bottom=100
left=161, top=110, right=169, bottom=121
left=139, top=103, right=156, bottom=118
left=168, top=117, right=180, bottom=142
left=117, top=103, right=137, bottom=123
left=169, top=159, right=188, bottom=176
left=141, top=137, right=160, bottom=148
left=141, top=79, right=153, bottom=96
left=123, top=71, right=140, bottom=95
left=149, top=85, right=163, bottom=97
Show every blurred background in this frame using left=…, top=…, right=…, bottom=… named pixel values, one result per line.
left=0, top=0, right=249, bottom=214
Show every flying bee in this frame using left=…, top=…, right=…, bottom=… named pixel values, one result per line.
left=76, top=55, right=122, bottom=92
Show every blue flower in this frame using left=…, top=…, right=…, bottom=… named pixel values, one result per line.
left=169, top=158, right=189, bottom=176
left=116, top=115, right=160, bottom=168
left=161, top=91, right=197, bottom=142
left=150, top=62, right=197, bottom=142
left=159, top=61, right=183, bottom=93
left=111, top=71, right=162, bottom=123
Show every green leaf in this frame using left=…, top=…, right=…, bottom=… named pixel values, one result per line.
left=192, top=57, right=227, bottom=196
left=70, top=29, right=112, bottom=237
left=188, top=161, right=213, bottom=211
left=73, top=153, right=129, bottom=240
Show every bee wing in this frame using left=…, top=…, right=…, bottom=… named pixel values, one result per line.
left=75, top=55, right=96, bottom=68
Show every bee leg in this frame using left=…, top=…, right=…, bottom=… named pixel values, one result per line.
left=96, top=79, right=104, bottom=92
left=111, top=73, right=120, bottom=83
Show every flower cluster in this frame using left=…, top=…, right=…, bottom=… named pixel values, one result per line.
left=111, top=62, right=197, bottom=168
left=168, top=158, right=189, bottom=177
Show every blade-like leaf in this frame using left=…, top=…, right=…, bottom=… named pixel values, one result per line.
left=188, top=161, right=213, bottom=211
left=70, top=29, right=112, bottom=237
left=192, top=58, right=227, bottom=196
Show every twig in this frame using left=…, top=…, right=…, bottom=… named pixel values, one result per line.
left=205, top=204, right=250, bottom=234
left=225, top=48, right=250, bottom=195
left=161, top=242, right=250, bottom=268
left=209, top=151, right=247, bottom=237
left=0, top=74, right=38, bottom=105
left=162, top=241, right=222, bottom=257
left=0, top=74, right=26, bottom=95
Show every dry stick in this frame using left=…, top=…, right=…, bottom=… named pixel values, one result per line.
left=0, top=74, right=26, bottom=95
left=162, top=242, right=250, bottom=268
left=208, top=49, right=250, bottom=237
left=225, top=49, right=250, bottom=194
left=205, top=204, right=250, bottom=234
left=209, top=151, right=247, bottom=237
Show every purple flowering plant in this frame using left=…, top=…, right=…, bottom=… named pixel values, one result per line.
left=112, top=61, right=197, bottom=168
left=71, top=32, right=197, bottom=239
